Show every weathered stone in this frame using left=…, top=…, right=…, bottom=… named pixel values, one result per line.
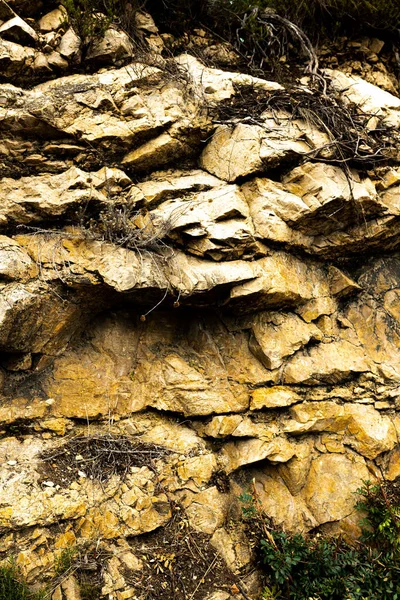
left=249, top=312, right=323, bottom=369
left=283, top=340, right=370, bottom=385
left=326, top=69, right=400, bottom=128
left=0, top=15, right=38, bottom=46
left=134, top=169, right=222, bottom=208
left=151, top=183, right=260, bottom=260
left=250, top=386, right=301, bottom=410
left=296, top=296, right=337, bottom=322
left=0, top=166, right=128, bottom=225
left=0, top=281, right=84, bottom=354
left=86, top=27, right=133, bottom=65
left=58, top=27, right=81, bottom=60
left=249, top=470, right=318, bottom=532
left=47, top=50, right=68, bottom=70
left=200, top=124, right=264, bottom=182
left=0, top=37, right=34, bottom=75
left=1, top=24, right=400, bottom=590
left=283, top=162, right=380, bottom=235
left=229, top=252, right=330, bottom=311
left=176, top=53, right=283, bottom=104
left=134, top=11, right=158, bottom=34
left=302, top=453, right=371, bottom=524
left=122, top=132, right=189, bottom=171
left=184, top=486, right=231, bottom=534
left=285, top=401, right=397, bottom=458
left=220, top=437, right=296, bottom=473
left=0, top=236, right=38, bottom=281
left=38, top=6, right=68, bottom=33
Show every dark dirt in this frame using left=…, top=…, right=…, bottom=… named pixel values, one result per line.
left=126, top=512, right=238, bottom=600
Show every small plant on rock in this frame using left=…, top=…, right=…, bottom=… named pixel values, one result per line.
left=0, top=561, right=44, bottom=600
left=239, top=479, right=400, bottom=600
left=61, top=0, right=119, bottom=40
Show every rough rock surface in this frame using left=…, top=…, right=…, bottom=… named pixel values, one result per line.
left=0, top=3, right=400, bottom=600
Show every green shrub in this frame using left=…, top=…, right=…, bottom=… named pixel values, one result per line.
left=208, top=0, right=400, bottom=35
left=240, top=480, right=400, bottom=600
left=54, top=546, right=78, bottom=577
left=61, top=0, right=119, bottom=39
left=0, top=561, right=43, bottom=600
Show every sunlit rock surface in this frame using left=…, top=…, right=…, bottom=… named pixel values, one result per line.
left=1, top=4, right=400, bottom=599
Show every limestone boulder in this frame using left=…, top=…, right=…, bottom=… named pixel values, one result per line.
left=249, top=469, right=318, bottom=532
left=182, top=486, right=231, bottom=534
left=285, top=401, right=397, bottom=459
left=86, top=27, right=133, bottom=65
left=133, top=169, right=222, bottom=208
left=228, top=252, right=330, bottom=312
left=301, top=453, right=372, bottom=525
left=151, top=184, right=261, bottom=260
left=130, top=347, right=249, bottom=417
left=220, top=437, right=296, bottom=473
left=13, top=61, right=206, bottom=158
left=249, top=312, right=323, bottom=369
left=283, top=340, right=371, bottom=384
left=326, top=68, right=400, bottom=128
left=0, top=236, right=38, bottom=281
left=283, top=162, right=381, bottom=235
left=38, top=6, right=68, bottom=32
left=0, top=16, right=38, bottom=46
left=0, top=280, right=86, bottom=354
left=58, top=27, right=81, bottom=60
left=122, top=132, right=191, bottom=172
left=0, top=166, right=130, bottom=226
left=197, top=414, right=272, bottom=438
left=200, top=124, right=265, bottom=182
left=0, top=37, right=34, bottom=75
left=200, top=116, right=330, bottom=183
left=250, top=386, right=301, bottom=410
left=176, top=53, right=283, bottom=104
left=241, top=176, right=313, bottom=247
left=242, top=169, right=400, bottom=257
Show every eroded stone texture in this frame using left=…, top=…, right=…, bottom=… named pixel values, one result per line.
left=0, top=4, right=400, bottom=598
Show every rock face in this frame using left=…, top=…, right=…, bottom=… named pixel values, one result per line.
left=0, top=3, right=400, bottom=599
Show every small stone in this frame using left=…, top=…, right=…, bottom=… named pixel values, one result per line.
left=86, top=27, right=133, bottom=65
left=42, top=481, right=55, bottom=487
left=33, top=53, right=52, bottom=73
left=0, top=16, right=38, bottom=46
left=47, top=50, right=68, bottom=69
left=38, top=6, right=68, bottom=33
left=374, top=401, right=391, bottom=410
left=369, top=38, right=385, bottom=54
left=134, top=11, right=158, bottom=33
left=58, top=27, right=81, bottom=60
left=7, top=460, right=17, bottom=466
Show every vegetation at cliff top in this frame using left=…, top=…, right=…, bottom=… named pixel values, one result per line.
left=240, top=479, right=400, bottom=599
left=60, top=0, right=400, bottom=39
left=144, top=0, right=400, bottom=39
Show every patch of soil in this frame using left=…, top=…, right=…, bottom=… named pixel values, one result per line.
left=126, top=513, right=237, bottom=599
left=38, top=434, right=172, bottom=488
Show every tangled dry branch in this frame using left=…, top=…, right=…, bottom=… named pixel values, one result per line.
left=40, top=434, right=172, bottom=487
left=216, top=83, right=398, bottom=168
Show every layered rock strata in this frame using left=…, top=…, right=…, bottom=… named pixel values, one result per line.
left=1, top=3, right=400, bottom=599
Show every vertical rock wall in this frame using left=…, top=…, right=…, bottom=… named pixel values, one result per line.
left=1, top=3, right=400, bottom=598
